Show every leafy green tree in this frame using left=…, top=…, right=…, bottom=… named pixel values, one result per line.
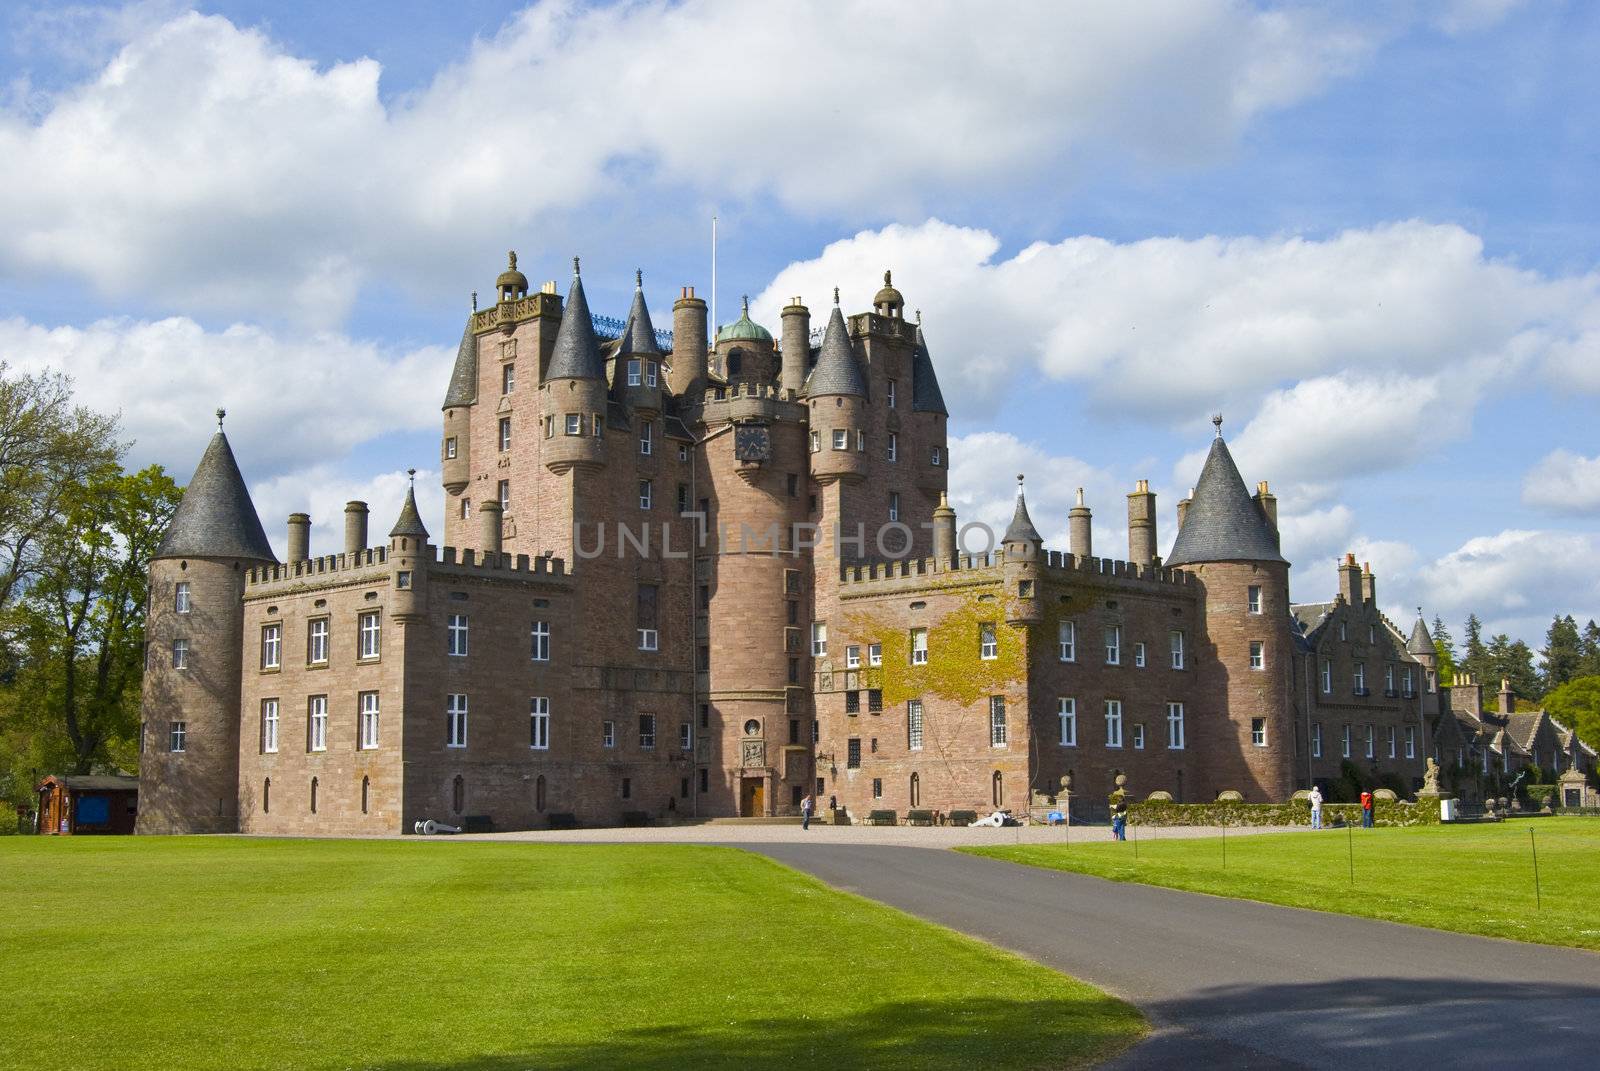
left=1461, top=614, right=1488, bottom=683
left=1544, top=676, right=1600, bottom=757
left=1431, top=615, right=1457, bottom=684
left=1580, top=620, right=1600, bottom=679
left=1482, top=634, right=1539, bottom=707
left=1541, top=614, right=1583, bottom=692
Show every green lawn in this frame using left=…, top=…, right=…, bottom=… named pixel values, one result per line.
left=964, top=819, right=1600, bottom=951
left=1, top=838, right=1142, bottom=1071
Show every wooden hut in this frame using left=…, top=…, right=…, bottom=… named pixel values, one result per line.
left=36, top=775, right=139, bottom=835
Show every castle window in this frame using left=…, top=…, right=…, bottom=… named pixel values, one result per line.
left=887, top=433, right=898, bottom=462
left=867, top=689, right=882, bottom=712
left=263, top=778, right=270, bottom=814
left=1339, top=621, right=1347, bottom=641
left=536, top=775, right=547, bottom=812
left=1134, top=642, right=1146, bottom=668
left=447, top=614, right=469, bottom=657
left=1405, top=726, right=1416, bottom=759
left=358, top=611, right=380, bottom=660
left=810, top=431, right=820, bottom=453
left=845, top=690, right=860, bottom=714
left=362, top=776, right=370, bottom=814
left=499, top=418, right=511, bottom=452
left=871, top=777, right=883, bottom=799
left=1248, top=585, right=1262, bottom=614
left=1321, top=659, right=1331, bottom=693
left=529, top=697, right=550, bottom=750
left=168, top=721, right=186, bottom=752
left=1104, top=700, right=1123, bottom=748
left=565, top=413, right=581, bottom=436
left=602, top=720, right=615, bottom=748
left=992, top=770, right=1003, bottom=807
left=888, top=492, right=900, bottom=522
left=1353, top=662, right=1366, bottom=694
left=360, top=692, right=380, bottom=749
left=460, top=497, right=471, bottom=520
left=832, top=429, right=848, bottom=450
left=868, top=643, right=882, bottom=666
left=445, top=436, right=458, bottom=459
left=1427, top=669, right=1437, bottom=693
left=678, top=483, right=689, bottom=513
left=446, top=694, right=468, bottom=748
left=907, top=700, right=924, bottom=751
left=593, top=412, right=603, bottom=437
left=639, top=479, right=653, bottom=510
left=990, top=697, right=1008, bottom=747
left=637, top=584, right=659, bottom=651
left=1059, top=699, right=1078, bottom=746
left=1388, top=725, right=1396, bottom=759
left=856, top=429, right=866, bottom=452
left=1365, top=724, right=1374, bottom=759
left=638, top=714, right=656, bottom=750
left=1253, top=719, right=1268, bottom=747
left=173, top=638, right=190, bottom=670
left=1385, top=663, right=1395, bottom=695
left=260, top=625, right=279, bottom=669
left=979, top=623, right=998, bottom=660
left=1104, top=626, right=1121, bottom=665
left=811, top=622, right=828, bottom=657
left=640, top=422, right=653, bottom=455
left=887, top=379, right=897, bottom=408
left=545, top=418, right=554, bottom=440
left=847, top=738, right=861, bottom=769
left=621, top=777, right=632, bottom=800
left=910, top=772, right=920, bottom=807
left=307, top=618, right=329, bottom=665
left=1170, top=630, right=1184, bottom=669
left=174, top=582, right=190, bottom=614
left=931, top=447, right=942, bottom=466
left=812, top=719, right=819, bottom=744
left=498, top=480, right=510, bottom=512
left=1342, top=725, right=1352, bottom=758
left=1312, top=722, right=1322, bottom=758
left=910, top=627, right=928, bottom=665
left=1132, top=723, right=1145, bottom=750
left=262, top=699, right=279, bottom=754
left=453, top=775, right=464, bottom=813
left=502, top=364, right=515, bottom=394
left=1166, top=703, right=1184, bottom=750
left=680, top=723, right=693, bottom=750
left=311, top=777, right=319, bottom=815
left=647, top=361, right=659, bottom=387
left=397, top=572, right=410, bottom=589
left=1060, top=622, right=1077, bottom=663
left=531, top=620, right=550, bottom=662
left=1403, top=667, right=1415, bottom=697
left=846, top=645, right=860, bottom=669
left=308, top=696, right=328, bottom=752
left=727, top=351, right=743, bottom=377
left=1369, top=624, right=1376, bottom=644
left=786, top=473, right=799, bottom=498
left=1249, top=641, right=1264, bottom=670
left=627, top=359, right=642, bottom=387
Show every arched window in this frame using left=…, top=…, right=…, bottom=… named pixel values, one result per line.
left=452, top=775, right=465, bottom=814
left=991, top=770, right=1003, bottom=807
left=535, top=774, right=547, bottom=813
left=310, top=777, right=319, bottom=814
left=909, top=772, right=920, bottom=807
left=361, top=776, right=370, bottom=815
left=727, top=349, right=744, bottom=377
left=263, top=778, right=270, bottom=814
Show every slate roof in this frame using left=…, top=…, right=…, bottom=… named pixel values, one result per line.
left=156, top=430, right=276, bottom=563
left=1408, top=616, right=1435, bottom=655
left=1003, top=484, right=1043, bottom=545
left=804, top=304, right=867, bottom=397
left=546, top=271, right=606, bottom=381
left=1164, top=432, right=1288, bottom=567
left=1291, top=602, right=1335, bottom=637
left=389, top=485, right=429, bottom=539
left=911, top=324, right=948, bottom=415
left=40, top=774, right=139, bottom=792
left=442, top=316, right=478, bottom=409
left=620, top=279, right=662, bottom=356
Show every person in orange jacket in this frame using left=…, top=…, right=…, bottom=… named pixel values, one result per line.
left=1360, top=789, right=1374, bottom=828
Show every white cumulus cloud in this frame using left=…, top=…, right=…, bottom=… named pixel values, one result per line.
left=1522, top=449, right=1600, bottom=515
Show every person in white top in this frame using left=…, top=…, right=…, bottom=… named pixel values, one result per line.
left=1308, top=785, right=1324, bottom=830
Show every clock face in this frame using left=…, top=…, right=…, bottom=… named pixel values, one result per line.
left=734, top=424, right=771, bottom=462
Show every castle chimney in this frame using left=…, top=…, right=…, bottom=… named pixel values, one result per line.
left=1499, top=677, right=1515, bottom=715
left=1176, top=488, right=1193, bottom=531
left=780, top=298, right=810, bottom=398
left=1360, top=562, right=1376, bottom=605
left=670, top=286, right=708, bottom=397
left=1253, top=480, right=1278, bottom=546
left=1337, top=553, right=1361, bottom=605
left=343, top=501, right=369, bottom=556
left=1126, top=479, right=1157, bottom=566
left=479, top=499, right=503, bottom=560
left=932, top=491, right=957, bottom=569
left=1069, top=488, right=1092, bottom=559
left=287, top=513, right=310, bottom=562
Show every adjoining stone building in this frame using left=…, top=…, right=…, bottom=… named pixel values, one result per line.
left=137, top=252, right=1580, bottom=834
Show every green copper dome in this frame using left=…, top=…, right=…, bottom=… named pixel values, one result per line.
left=715, top=296, right=772, bottom=343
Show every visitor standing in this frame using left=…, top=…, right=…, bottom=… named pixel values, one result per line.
left=1309, top=785, right=1324, bottom=829
left=1360, top=789, right=1374, bottom=828
left=1111, top=798, right=1127, bottom=841
left=801, top=793, right=813, bottom=831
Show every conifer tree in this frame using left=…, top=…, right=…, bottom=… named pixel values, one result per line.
left=1431, top=615, right=1457, bottom=684
left=1580, top=620, right=1600, bottom=679
left=1461, top=614, right=1488, bottom=682
left=1540, top=614, right=1582, bottom=693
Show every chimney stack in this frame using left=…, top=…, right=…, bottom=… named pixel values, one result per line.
left=669, top=286, right=708, bottom=397
left=1360, top=562, right=1376, bottom=605
left=1337, top=553, right=1361, bottom=605
left=1176, top=488, right=1193, bottom=531
left=287, top=513, right=311, bottom=562
left=1499, top=677, right=1515, bottom=715
left=932, top=492, right=957, bottom=569
left=343, top=501, right=369, bottom=556
left=1253, top=480, right=1278, bottom=546
left=1069, top=488, right=1093, bottom=559
left=780, top=298, right=810, bottom=398
left=1127, top=479, right=1157, bottom=566
left=479, top=500, right=503, bottom=560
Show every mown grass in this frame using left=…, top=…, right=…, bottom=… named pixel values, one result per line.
left=1, top=837, right=1143, bottom=1071
left=964, top=818, right=1600, bottom=950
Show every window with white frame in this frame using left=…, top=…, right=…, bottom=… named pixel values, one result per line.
left=887, top=433, right=898, bottom=462
left=1059, top=621, right=1077, bottom=662
left=887, top=379, right=897, bottom=408
left=169, top=721, right=186, bottom=752
left=639, top=479, right=653, bottom=510
left=810, top=430, right=820, bottom=452
left=529, top=697, right=550, bottom=750
left=910, top=628, right=928, bottom=665
left=1059, top=698, right=1077, bottom=746
left=1385, top=663, right=1395, bottom=694
left=907, top=700, right=924, bottom=750
left=1167, top=703, right=1185, bottom=750
left=460, top=497, right=471, bottom=519
left=262, top=699, right=279, bottom=753
left=359, top=611, right=380, bottom=660
left=446, top=436, right=458, bottom=458
left=1134, top=642, right=1146, bottom=668
left=1365, top=724, right=1374, bottom=759
left=1342, top=724, right=1352, bottom=758
left=646, top=361, right=659, bottom=387
left=446, top=694, right=468, bottom=748
left=175, top=582, right=191, bottom=613
left=989, top=696, right=1007, bottom=746
left=638, top=714, right=656, bottom=749
left=173, top=638, right=190, bottom=669
left=1354, top=662, right=1366, bottom=693
left=602, top=720, right=615, bottom=748
left=1387, top=725, right=1396, bottom=759
left=888, top=491, right=900, bottom=522
left=447, top=615, right=469, bottom=657
left=1104, top=700, right=1123, bottom=748
left=360, top=692, right=380, bottom=750
left=1312, top=722, right=1322, bottom=758
left=1170, top=630, right=1184, bottom=669
left=1249, top=641, right=1264, bottom=670
left=308, top=696, right=328, bottom=752
left=499, top=417, right=511, bottom=452
left=640, top=422, right=653, bottom=456
left=499, top=480, right=511, bottom=512
left=868, top=643, right=882, bottom=666
left=1405, top=726, right=1416, bottom=758
left=1132, top=723, right=1145, bottom=750
left=531, top=620, right=550, bottom=662
left=627, top=359, right=642, bottom=387
left=679, top=723, right=692, bottom=751
left=845, top=644, right=860, bottom=669
left=979, top=623, right=998, bottom=660
left=1321, top=659, right=1332, bottom=693
left=1104, top=626, right=1121, bottom=665
left=261, top=624, right=280, bottom=669
left=856, top=429, right=865, bottom=452
left=1403, top=666, right=1415, bottom=696
left=565, top=413, right=582, bottom=436
left=1251, top=718, right=1267, bottom=746
left=308, top=618, right=329, bottom=665
left=1248, top=585, right=1262, bottom=614
left=832, top=429, right=848, bottom=450
left=637, top=584, right=659, bottom=651
left=811, top=622, right=828, bottom=657
left=502, top=363, right=515, bottom=394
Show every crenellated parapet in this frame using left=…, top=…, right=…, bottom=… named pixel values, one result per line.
left=834, top=548, right=1198, bottom=598
left=244, top=543, right=570, bottom=596
left=470, top=291, right=562, bottom=334
left=246, top=548, right=389, bottom=589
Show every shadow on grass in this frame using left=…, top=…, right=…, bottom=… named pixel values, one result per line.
left=1106, top=977, right=1600, bottom=1070
left=360, top=995, right=1142, bottom=1071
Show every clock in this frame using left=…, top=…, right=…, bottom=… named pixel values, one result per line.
left=733, top=424, right=771, bottom=462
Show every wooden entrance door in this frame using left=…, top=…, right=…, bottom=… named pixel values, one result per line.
left=740, top=778, right=764, bottom=817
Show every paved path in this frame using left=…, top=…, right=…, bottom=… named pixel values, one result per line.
left=733, top=841, right=1600, bottom=1070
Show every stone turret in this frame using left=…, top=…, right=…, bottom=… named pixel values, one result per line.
left=780, top=297, right=810, bottom=397
left=286, top=513, right=310, bottom=563
left=616, top=270, right=664, bottom=418
left=1069, top=488, right=1092, bottom=559
left=715, top=296, right=775, bottom=382
left=873, top=269, right=905, bottom=319
left=343, top=501, right=369, bottom=556
left=669, top=286, right=708, bottom=396
left=1127, top=479, right=1157, bottom=567
left=441, top=315, right=476, bottom=495
left=541, top=260, right=609, bottom=475
left=388, top=470, right=429, bottom=623
left=495, top=250, right=529, bottom=303
left=805, top=290, right=868, bottom=485
left=1002, top=475, right=1043, bottom=626
left=910, top=315, right=949, bottom=500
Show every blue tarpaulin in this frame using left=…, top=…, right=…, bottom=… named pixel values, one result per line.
left=76, top=796, right=109, bottom=825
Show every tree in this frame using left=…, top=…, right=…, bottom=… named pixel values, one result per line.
left=1541, top=614, right=1583, bottom=692
left=1580, top=620, right=1600, bottom=679
left=1544, top=676, right=1600, bottom=757
left=6, top=464, right=180, bottom=774
left=1481, top=633, right=1539, bottom=707
left=1461, top=614, right=1488, bottom=683
left=1431, top=615, right=1457, bottom=684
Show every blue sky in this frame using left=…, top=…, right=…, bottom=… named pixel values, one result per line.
left=1, top=0, right=1596, bottom=648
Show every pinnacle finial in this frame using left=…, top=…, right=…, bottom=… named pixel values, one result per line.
left=939, top=490, right=949, bottom=508
left=215, top=407, right=226, bottom=430
left=884, top=269, right=892, bottom=286
left=1016, top=473, right=1025, bottom=493
left=916, top=308, right=922, bottom=325
left=635, top=268, right=643, bottom=289
left=471, top=290, right=478, bottom=312
left=407, top=468, right=417, bottom=486
left=833, top=286, right=840, bottom=305
left=572, top=256, right=580, bottom=277
left=741, top=294, right=749, bottom=315
left=508, top=251, right=517, bottom=270
left=1212, top=413, right=1224, bottom=437
left=1075, top=487, right=1085, bottom=507
left=1417, top=606, right=1424, bottom=617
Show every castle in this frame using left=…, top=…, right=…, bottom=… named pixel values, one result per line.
left=134, top=253, right=1595, bottom=834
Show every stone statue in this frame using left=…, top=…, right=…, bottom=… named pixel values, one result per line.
left=1420, top=757, right=1441, bottom=796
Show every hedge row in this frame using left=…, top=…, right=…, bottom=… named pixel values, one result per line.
left=1126, top=798, right=1442, bottom=828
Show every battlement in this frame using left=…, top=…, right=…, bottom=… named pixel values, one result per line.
left=836, top=547, right=1196, bottom=595
left=246, top=548, right=389, bottom=588
left=470, top=291, right=561, bottom=334
left=430, top=544, right=570, bottom=581
left=244, top=544, right=570, bottom=593
left=1041, top=550, right=1195, bottom=589
left=688, top=380, right=807, bottom=425
left=848, top=311, right=917, bottom=344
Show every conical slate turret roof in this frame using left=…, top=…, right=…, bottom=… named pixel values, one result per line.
left=1164, top=424, right=1288, bottom=567
left=389, top=480, right=429, bottom=539
left=911, top=322, right=947, bottom=415
left=620, top=272, right=662, bottom=356
left=1408, top=615, right=1435, bottom=655
left=546, top=264, right=605, bottom=381
left=1002, top=478, right=1042, bottom=545
left=805, top=299, right=867, bottom=397
left=156, top=425, right=275, bottom=562
left=442, top=315, right=478, bottom=409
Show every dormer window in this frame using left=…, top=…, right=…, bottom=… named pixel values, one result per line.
left=627, top=359, right=642, bottom=387
left=646, top=361, right=659, bottom=387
